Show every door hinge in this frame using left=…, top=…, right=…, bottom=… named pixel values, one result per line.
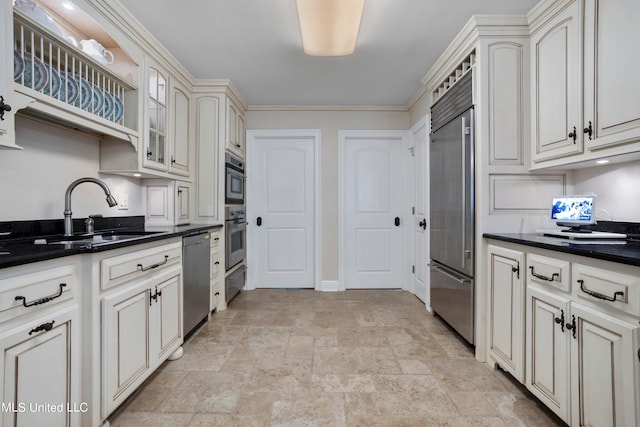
left=412, top=265, right=415, bottom=274
left=408, top=146, right=415, bottom=157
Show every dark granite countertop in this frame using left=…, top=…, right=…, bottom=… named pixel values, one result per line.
left=484, top=233, right=640, bottom=267
left=0, top=217, right=223, bottom=270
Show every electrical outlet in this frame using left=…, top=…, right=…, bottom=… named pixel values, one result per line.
left=117, top=193, right=129, bottom=210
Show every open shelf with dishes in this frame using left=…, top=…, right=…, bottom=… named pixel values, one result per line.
left=10, top=0, right=139, bottom=144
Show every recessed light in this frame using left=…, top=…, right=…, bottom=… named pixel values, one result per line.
left=62, top=1, right=75, bottom=10
left=596, top=159, right=609, bottom=165
left=133, top=173, right=142, bottom=177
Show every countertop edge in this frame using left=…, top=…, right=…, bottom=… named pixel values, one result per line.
left=484, top=233, right=640, bottom=267
left=0, top=223, right=223, bottom=270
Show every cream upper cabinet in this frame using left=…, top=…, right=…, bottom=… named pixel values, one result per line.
left=582, top=0, right=640, bottom=150
left=487, top=245, right=525, bottom=382
left=169, top=79, right=191, bottom=176
left=144, top=60, right=169, bottom=171
left=226, top=99, right=245, bottom=158
left=530, top=0, right=640, bottom=168
left=0, top=0, right=15, bottom=147
left=530, top=0, right=581, bottom=163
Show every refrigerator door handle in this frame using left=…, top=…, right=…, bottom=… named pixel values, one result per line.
left=428, top=262, right=471, bottom=284
left=461, top=115, right=467, bottom=268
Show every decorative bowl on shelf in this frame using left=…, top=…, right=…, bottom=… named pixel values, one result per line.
left=57, top=72, right=80, bottom=105
left=13, top=50, right=24, bottom=80
left=42, top=65, right=61, bottom=98
left=14, top=0, right=64, bottom=37
left=19, top=55, right=48, bottom=92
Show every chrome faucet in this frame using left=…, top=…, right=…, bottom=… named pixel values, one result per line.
left=64, top=178, right=118, bottom=236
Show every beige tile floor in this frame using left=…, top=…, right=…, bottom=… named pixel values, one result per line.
left=110, top=289, right=565, bottom=427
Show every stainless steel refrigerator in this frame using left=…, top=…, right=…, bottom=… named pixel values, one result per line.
left=429, top=72, right=475, bottom=344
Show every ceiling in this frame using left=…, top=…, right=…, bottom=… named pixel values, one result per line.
left=117, top=0, right=539, bottom=107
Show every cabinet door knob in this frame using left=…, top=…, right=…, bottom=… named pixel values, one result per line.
left=583, top=121, right=593, bottom=140
left=395, top=217, right=400, bottom=227
left=418, top=219, right=427, bottom=230
left=256, top=217, right=262, bottom=227
left=554, top=310, right=565, bottom=332
left=568, top=126, right=577, bottom=143
left=0, top=96, right=11, bottom=121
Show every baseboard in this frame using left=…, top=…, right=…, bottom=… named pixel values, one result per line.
left=317, top=280, right=343, bottom=292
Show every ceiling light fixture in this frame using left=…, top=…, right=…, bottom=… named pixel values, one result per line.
left=296, top=0, right=365, bottom=56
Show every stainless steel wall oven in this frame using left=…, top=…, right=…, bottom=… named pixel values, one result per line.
left=225, top=206, right=246, bottom=271
left=225, top=153, right=244, bottom=205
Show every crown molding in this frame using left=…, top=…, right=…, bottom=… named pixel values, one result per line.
left=246, top=105, right=408, bottom=112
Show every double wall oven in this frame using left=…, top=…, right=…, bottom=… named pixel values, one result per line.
left=224, top=153, right=246, bottom=303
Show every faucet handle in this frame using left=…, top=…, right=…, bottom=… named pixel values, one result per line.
left=85, top=214, right=102, bottom=234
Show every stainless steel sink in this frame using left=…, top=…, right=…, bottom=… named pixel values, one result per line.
left=46, top=230, right=168, bottom=247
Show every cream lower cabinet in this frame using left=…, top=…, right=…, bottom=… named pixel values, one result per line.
left=526, top=285, right=571, bottom=423
left=0, top=306, right=80, bottom=427
left=101, top=266, right=182, bottom=417
left=82, top=240, right=183, bottom=426
left=0, top=259, right=82, bottom=427
left=487, top=245, right=525, bottom=382
left=210, top=229, right=224, bottom=312
left=487, top=239, right=640, bottom=426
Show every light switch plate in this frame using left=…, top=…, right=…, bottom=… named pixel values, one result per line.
left=117, top=193, right=129, bottom=210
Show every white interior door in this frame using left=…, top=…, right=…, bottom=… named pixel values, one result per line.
left=247, top=130, right=320, bottom=288
left=411, top=117, right=430, bottom=305
left=340, top=131, right=406, bottom=289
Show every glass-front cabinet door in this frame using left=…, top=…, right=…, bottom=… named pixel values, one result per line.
left=145, top=63, right=168, bottom=170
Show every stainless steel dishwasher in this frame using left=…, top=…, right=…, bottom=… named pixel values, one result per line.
left=182, top=231, right=211, bottom=337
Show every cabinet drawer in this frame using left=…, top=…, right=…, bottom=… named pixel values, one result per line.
left=210, top=280, right=222, bottom=312
left=210, top=249, right=221, bottom=279
left=526, top=253, right=571, bottom=293
left=210, top=230, right=221, bottom=249
left=573, top=263, right=640, bottom=317
left=101, top=242, right=182, bottom=290
left=0, top=265, right=76, bottom=323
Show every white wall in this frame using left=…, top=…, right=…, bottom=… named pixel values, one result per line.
left=245, top=109, right=410, bottom=281
left=572, top=160, right=640, bottom=222
left=0, top=115, right=144, bottom=221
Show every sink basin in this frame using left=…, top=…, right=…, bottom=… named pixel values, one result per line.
left=45, top=230, right=168, bottom=247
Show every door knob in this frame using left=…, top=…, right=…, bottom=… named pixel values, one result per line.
left=394, top=217, right=400, bottom=227
left=256, top=217, right=262, bottom=226
left=418, top=219, right=426, bottom=230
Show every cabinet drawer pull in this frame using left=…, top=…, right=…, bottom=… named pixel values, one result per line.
left=578, top=279, right=624, bottom=302
left=15, top=283, right=67, bottom=308
left=137, top=255, right=169, bottom=271
left=29, top=320, right=55, bottom=335
left=529, top=266, right=559, bottom=282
